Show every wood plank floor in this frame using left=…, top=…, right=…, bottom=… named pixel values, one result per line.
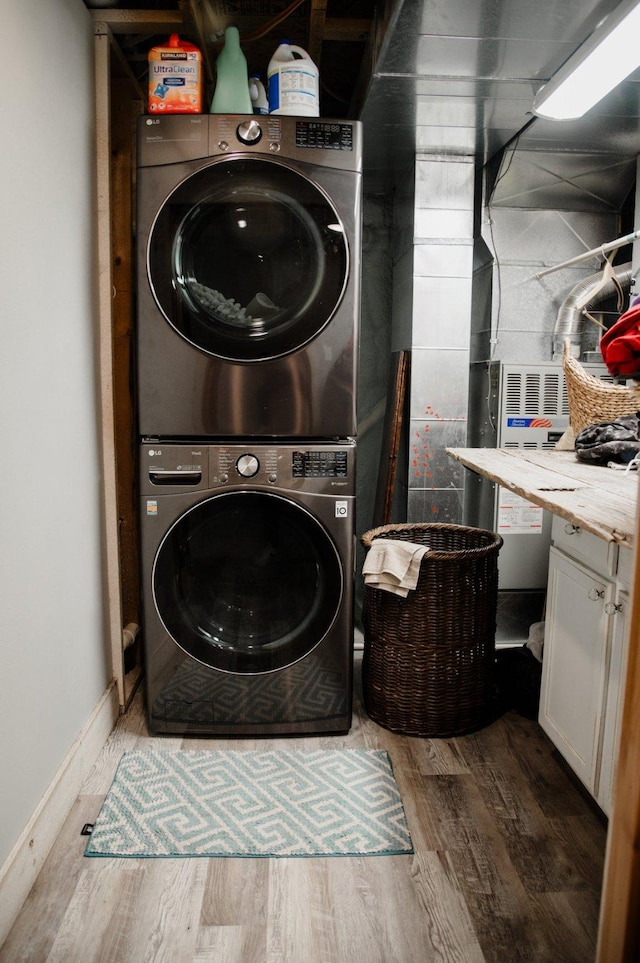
left=0, top=655, right=607, bottom=963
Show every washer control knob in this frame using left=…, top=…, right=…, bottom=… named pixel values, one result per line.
left=237, top=119, right=262, bottom=145
left=236, top=454, right=260, bottom=477
left=268, top=472, right=278, bottom=484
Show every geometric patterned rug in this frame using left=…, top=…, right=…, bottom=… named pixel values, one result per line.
left=84, top=749, right=413, bottom=858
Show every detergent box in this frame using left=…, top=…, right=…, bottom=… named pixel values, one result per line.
left=148, top=34, right=202, bottom=114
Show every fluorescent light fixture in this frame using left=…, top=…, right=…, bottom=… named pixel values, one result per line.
left=533, top=0, right=640, bottom=120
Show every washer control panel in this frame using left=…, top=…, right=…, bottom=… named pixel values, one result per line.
left=211, top=443, right=354, bottom=494
left=141, top=442, right=355, bottom=496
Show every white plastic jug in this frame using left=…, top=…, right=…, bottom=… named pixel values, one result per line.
left=267, top=41, right=319, bottom=116
left=249, top=75, right=268, bottom=115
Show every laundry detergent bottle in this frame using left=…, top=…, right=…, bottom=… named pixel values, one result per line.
left=148, top=34, right=203, bottom=114
left=210, top=26, right=253, bottom=114
left=268, top=40, right=319, bottom=116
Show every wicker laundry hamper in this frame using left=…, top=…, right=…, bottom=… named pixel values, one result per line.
left=361, top=522, right=503, bottom=737
left=563, top=339, right=640, bottom=436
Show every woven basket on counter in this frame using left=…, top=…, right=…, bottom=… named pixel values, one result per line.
left=563, top=338, right=640, bottom=436
left=361, top=522, right=503, bottom=738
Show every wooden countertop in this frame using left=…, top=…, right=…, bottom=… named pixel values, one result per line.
left=446, top=448, right=639, bottom=546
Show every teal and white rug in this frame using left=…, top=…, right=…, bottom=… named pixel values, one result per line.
left=84, top=748, right=413, bottom=858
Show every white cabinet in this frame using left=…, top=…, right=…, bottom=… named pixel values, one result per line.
left=539, top=546, right=610, bottom=795
left=598, top=585, right=629, bottom=814
left=539, top=519, right=631, bottom=815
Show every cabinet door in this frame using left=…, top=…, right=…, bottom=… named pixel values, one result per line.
left=539, top=547, right=612, bottom=793
left=596, top=587, right=629, bottom=816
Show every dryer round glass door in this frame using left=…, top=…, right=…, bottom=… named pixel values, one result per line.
left=148, top=157, right=348, bottom=362
left=152, top=491, right=343, bottom=673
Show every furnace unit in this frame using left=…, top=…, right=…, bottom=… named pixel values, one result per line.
left=466, top=360, right=611, bottom=639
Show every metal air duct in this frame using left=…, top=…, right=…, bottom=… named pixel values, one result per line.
left=552, top=262, right=632, bottom=359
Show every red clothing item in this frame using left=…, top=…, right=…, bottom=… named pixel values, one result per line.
left=600, top=304, right=640, bottom=376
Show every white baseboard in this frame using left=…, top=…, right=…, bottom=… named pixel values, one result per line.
left=0, top=683, right=119, bottom=946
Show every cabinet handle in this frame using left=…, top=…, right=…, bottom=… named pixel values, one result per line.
left=564, top=523, right=582, bottom=535
left=605, top=602, right=623, bottom=615
left=588, top=587, right=605, bottom=601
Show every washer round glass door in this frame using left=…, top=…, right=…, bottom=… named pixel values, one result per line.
left=153, top=491, right=343, bottom=673
left=148, top=157, right=348, bottom=361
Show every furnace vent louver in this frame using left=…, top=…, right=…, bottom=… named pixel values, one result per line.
left=499, top=364, right=607, bottom=450
left=504, top=371, right=567, bottom=420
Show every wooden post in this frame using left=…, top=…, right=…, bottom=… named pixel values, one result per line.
left=94, top=22, right=125, bottom=709
left=596, top=475, right=640, bottom=961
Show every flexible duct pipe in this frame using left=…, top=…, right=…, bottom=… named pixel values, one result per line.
left=552, top=262, right=633, bottom=360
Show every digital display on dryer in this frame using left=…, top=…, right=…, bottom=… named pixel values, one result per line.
left=295, top=122, right=353, bottom=150
left=292, top=451, right=348, bottom=478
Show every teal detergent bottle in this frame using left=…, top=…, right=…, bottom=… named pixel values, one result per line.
left=210, top=26, right=253, bottom=114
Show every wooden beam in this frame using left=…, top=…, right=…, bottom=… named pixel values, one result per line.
left=94, top=25, right=126, bottom=710
left=308, top=0, right=327, bottom=66
left=93, top=18, right=145, bottom=100
left=181, top=0, right=215, bottom=88
left=91, top=9, right=184, bottom=35
left=596, top=490, right=640, bottom=962
left=347, top=5, right=388, bottom=117
left=373, top=351, right=410, bottom=527
left=323, top=18, right=372, bottom=43
left=110, top=79, right=142, bottom=677
left=90, top=7, right=371, bottom=48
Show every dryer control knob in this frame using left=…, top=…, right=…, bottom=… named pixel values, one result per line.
left=236, top=119, right=262, bottom=145
left=236, top=454, right=260, bottom=477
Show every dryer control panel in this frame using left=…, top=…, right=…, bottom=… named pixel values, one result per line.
left=137, top=114, right=362, bottom=174
left=295, top=121, right=355, bottom=151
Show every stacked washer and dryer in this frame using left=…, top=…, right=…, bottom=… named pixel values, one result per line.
left=136, top=114, right=362, bottom=736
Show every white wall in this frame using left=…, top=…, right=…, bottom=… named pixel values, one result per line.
left=0, top=0, right=110, bottom=868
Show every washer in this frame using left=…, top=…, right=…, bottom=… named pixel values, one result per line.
left=140, top=440, right=355, bottom=735
left=136, top=114, right=362, bottom=439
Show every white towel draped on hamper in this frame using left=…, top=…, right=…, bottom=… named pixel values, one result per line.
left=362, top=539, right=430, bottom=597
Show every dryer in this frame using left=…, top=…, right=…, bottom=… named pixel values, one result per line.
left=136, top=114, right=362, bottom=439
left=140, top=440, right=355, bottom=735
